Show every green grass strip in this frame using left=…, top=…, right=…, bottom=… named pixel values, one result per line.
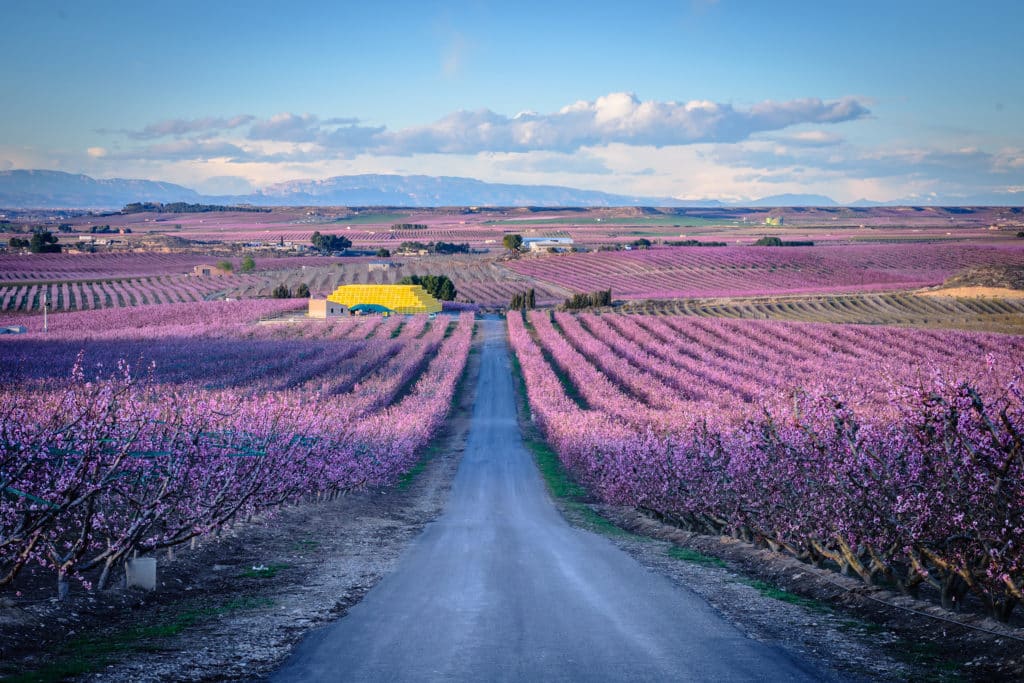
left=733, top=576, right=833, bottom=614
left=508, top=338, right=636, bottom=539
left=667, top=546, right=727, bottom=568
left=239, top=563, right=290, bottom=579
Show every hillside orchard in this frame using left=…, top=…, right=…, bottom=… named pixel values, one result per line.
left=507, top=243, right=1024, bottom=300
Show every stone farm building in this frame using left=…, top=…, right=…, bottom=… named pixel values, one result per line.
left=307, top=299, right=348, bottom=318
left=192, top=264, right=233, bottom=277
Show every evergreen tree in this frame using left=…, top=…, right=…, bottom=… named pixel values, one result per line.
left=398, top=274, right=457, bottom=301
left=29, top=229, right=61, bottom=253
left=311, top=231, right=352, bottom=253
left=503, top=234, right=523, bottom=251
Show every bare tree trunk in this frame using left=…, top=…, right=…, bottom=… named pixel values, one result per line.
left=97, top=557, right=115, bottom=590
left=57, top=567, right=69, bottom=601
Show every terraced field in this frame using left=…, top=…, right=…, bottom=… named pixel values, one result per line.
left=619, top=290, right=1024, bottom=334
left=508, top=243, right=1024, bottom=300
left=0, top=274, right=264, bottom=313
left=0, top=253, right=354, bottom=313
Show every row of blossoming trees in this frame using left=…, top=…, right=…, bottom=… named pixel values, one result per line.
left=508, top=310, right=1024, bottom=621
left=506, top=243, right=1024, bottom=300
left=1, top=301, right=474, bottom=597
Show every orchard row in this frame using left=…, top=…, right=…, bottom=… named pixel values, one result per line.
left=509, top=243, right=1024, bottom=299
left=509, top=311, right=1024, bottom=620
left=1, top=303, right=474, bottom=596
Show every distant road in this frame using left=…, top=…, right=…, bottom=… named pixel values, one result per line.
left=269, top=317, right=828, bottom=682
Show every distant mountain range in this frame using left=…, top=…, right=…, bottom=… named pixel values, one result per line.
left=247, top=174, right=693, bottom=208
left=0, top=170, right=698, bottom=209
left=0, top=171, right=204, bottom=209
left=0, top=170, right=1019, bottom=209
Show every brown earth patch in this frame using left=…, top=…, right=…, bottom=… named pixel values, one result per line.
left=919, top=286, right=1024, bottom=299
left=943, top=264, right=1024, bottom=291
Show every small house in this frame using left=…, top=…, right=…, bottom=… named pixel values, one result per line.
left=308, top=298, right=348, bottom=318
left=523, top=236, right=574, bottom=253
left=192, top=264, right=233, bottom=277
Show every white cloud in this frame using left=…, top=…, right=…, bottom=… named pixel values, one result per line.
left=371, top=93, right=868, bottom=154
left=766, top=130, right=845, bottom=147
left=120, top=115, right=254, bottom=140
left=61, top=92, right=1023, bottom=204
left=994, top=149, right=1024, bottom=170
left=105, top=139, right=251, bottom=161
left=248, top=113, right=321, bottom=143
left=48, top=136, right=1024, bottom=205
left=112, top=92, right=870, bottom=161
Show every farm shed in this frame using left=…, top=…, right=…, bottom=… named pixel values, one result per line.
left=308, top=298, right=348, bottom=318
left=327, top=284, right=441, bottom=315
left=191, top=264, right=233, bottom=277
left=523, top=236, right=574, bottom=252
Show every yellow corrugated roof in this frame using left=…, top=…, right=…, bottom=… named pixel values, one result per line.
left=327, top=284, right=442, bottom=314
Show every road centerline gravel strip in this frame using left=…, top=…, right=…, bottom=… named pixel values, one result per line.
left=268, top=317, right=829, bottom=682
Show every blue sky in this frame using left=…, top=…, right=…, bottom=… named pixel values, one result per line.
left=2, top=0, right=1022, bottom=202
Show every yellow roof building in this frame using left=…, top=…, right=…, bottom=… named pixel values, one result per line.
left=326, top=284, right=442, bottom=314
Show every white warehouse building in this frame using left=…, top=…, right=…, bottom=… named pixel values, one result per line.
left=522, top=236, right=574, bottom=252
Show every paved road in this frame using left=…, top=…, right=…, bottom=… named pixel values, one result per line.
left=270, top=318, right=829, bottom=682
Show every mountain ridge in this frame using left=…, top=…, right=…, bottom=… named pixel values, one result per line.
left=1, top=169, right=1021, bottom=209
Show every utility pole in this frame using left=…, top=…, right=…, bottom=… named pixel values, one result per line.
left=43, top=291, right=48, bottom=333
